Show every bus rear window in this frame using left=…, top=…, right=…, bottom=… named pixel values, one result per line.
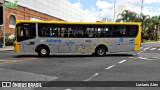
left=16, top=23, right=36, bottom=42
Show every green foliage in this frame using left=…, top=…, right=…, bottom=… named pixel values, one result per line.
left=0, top=38, right=14, bottom=46
left=116, top=10, right=139, bottom=22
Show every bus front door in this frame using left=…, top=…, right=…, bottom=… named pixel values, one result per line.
left=21, top=40, right=35, bottom=53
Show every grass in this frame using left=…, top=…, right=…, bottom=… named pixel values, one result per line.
left=143, top=39, right=160, bottom=43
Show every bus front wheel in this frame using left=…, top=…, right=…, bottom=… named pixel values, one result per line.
left=95, top=46, right=107, bottom=56
left=38, top=47, right=50, bottom=57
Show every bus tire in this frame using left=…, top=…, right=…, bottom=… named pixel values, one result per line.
left=95, top=46, right=107, bottom=56
left=37, top=47, right=50, bottom=57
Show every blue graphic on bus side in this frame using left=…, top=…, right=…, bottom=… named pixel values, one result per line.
left=65, top=42, right=75, bottom=45
left=47, top=39, right=61, bottom=43
left=129, top=39, right=134, bottom=45
left=119, top=38, right=124, bottom=42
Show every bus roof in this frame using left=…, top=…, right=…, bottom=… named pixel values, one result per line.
left=16, top=20, right=142, bottom=25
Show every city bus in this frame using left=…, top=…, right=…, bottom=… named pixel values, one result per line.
left=14, top=20, right=142, bottom=56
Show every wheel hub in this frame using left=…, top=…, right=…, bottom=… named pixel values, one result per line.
left=41, top=49, right=47, bottom=55
left=98, top=49, right=104, bottom=55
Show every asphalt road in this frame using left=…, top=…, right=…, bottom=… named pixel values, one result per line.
left=0, top=42, right=160, bottom=90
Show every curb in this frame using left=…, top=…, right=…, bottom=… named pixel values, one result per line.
left=0, top=46, right=14, bottom=52
left=0, top=50, right=13, bottom=52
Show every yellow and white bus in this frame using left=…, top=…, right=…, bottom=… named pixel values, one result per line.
left=14, top=20, right=141, bottom=56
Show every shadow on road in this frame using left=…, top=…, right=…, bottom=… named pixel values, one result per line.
left=15, top=54, right=134, bottom=58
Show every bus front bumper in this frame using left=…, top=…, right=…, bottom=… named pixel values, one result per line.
left=14, top=42, right=20, bottom=53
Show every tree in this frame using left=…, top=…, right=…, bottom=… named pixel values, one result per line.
left=116, top=10, right=139, bottom=22
left=140, top=14, right=151, bottom=40
left=149, top=16, right=160, bottom=40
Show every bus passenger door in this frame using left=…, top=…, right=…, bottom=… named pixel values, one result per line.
left=22, top=40, right=35, bottom=53
left=116, top=38, right=134, bottom=52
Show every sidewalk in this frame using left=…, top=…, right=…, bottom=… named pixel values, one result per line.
left=0, top=46, right=14, bottom=51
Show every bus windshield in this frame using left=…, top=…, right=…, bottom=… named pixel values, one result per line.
left=16, top=23, right=36, bottom=42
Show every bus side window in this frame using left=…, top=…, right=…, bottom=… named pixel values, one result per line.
left=38, top=24, right=59, bottom=37
left=76, top=31, right=82, bottom=37
left=63, top=28, right=68, bottom=37
left=112, top=26, right=117, bottom=37
left=60, top=25, right=77, bottom=38
left=69, top=31, right=74, bottom=37
left=125, top=26, right=130, bottom=37
left=86, top=28, right=94, bottom=38
left=113, top=25, right=127, bottom=37
left=43, top=27, right=50, bottom=37
left=105, top=28, right=109, bottom=37
left=76, top=27, right=84, bottom=38
left=52, top=27, right=58, bottom=37
left=95, top=25, right=107, bottom=37
left=98, top=28, right=105, bottom=37
left=60, top=28, right=65, bottom=37
left=84, top=31, right=89, bottom=37
left=44, top=30, right=49, bottom=36
left=129, top=25, right=138, bottom=37
left=68, top=27, right=76, bottom=37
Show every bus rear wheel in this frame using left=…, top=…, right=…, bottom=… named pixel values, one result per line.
left=38, top=47, right=50, bottom=57
left=95, top=46, right=107, bottom=56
